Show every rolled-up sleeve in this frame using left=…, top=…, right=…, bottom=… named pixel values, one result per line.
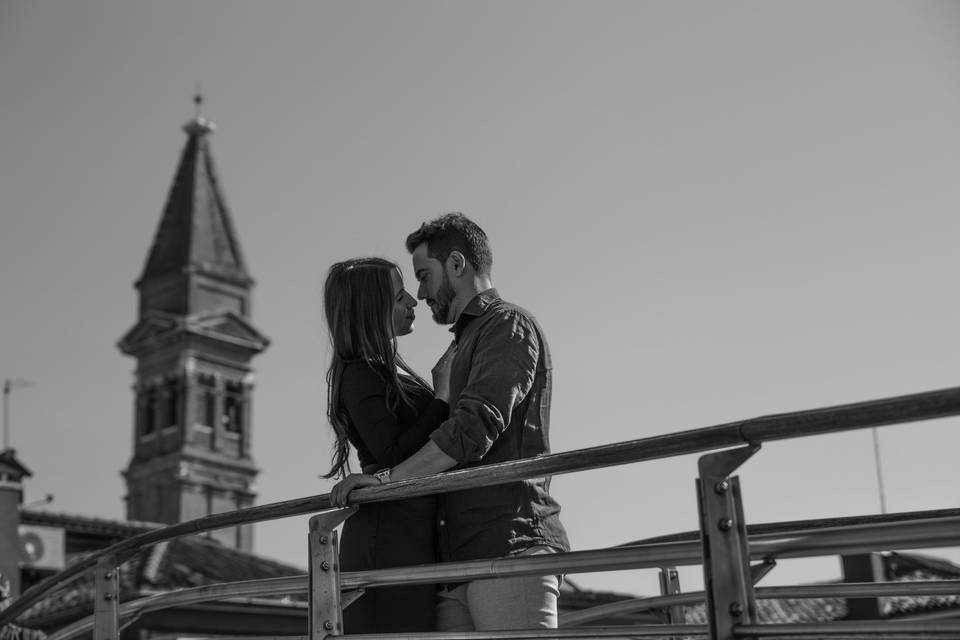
left=430, top=310, right=539, bottom=463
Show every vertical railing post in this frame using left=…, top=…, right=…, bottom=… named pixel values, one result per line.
left=697, top=445, right=760, bottom=640
left=658, top=566, right=683, bottom=638
left=93, top=555, right=119, bottom=640
left=308, top=507, right=357, bottom=640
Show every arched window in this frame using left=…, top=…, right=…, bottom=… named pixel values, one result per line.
left=223, top=381, right=244, bottom=434
left=164, top=378, right=180, bottom=429
left=197, top=374, right=217, bottom=428
left=142, top=388, right=158, bottom=437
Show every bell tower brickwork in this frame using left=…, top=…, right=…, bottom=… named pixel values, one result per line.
left=118, top=102, right=269, bottom=551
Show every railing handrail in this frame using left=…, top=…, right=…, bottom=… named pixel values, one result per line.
left=6, top=384, right=960, bottom=627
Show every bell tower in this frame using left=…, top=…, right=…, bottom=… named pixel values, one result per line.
left=118, top=96, right=269, bottom=551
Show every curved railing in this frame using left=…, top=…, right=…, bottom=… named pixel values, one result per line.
left=5, top=385, right=960, bottom=639
left=39, top=514, right=960, bottom=640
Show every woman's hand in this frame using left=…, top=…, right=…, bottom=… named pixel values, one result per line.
left=432, top=341, right=457, bottom=403
left=330, top=473, right=380, bottom=507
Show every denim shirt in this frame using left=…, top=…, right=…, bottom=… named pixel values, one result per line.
left=430, top=289, right=570, bottom=562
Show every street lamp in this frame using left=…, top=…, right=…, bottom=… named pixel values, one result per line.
left=2, top=378, right=34, bottom=451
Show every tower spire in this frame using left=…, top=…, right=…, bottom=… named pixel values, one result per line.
left=139, top=93, right=245, bottom=291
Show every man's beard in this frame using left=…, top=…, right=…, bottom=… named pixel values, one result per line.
left=431, top=272, right=456, bottom=324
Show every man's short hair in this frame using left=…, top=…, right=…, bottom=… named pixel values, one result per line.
left=405, top=212, right=493, bottom=275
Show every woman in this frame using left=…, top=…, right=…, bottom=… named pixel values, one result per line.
left=322, top=257, right=451, bottom=633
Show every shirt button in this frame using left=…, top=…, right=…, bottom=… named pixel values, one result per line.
left=439, top=519, right=446, bottom=526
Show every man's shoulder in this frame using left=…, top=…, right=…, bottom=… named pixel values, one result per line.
left=484, top=296, right=539, bottom=324
left=478, top=297, right=550, bottom=343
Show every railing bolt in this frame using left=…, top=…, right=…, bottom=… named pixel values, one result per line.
left=103, top=592, right=114, bottom=601
left=718, top=518, right=734, bottom=531
left=323, top=621, right=334, bottom=631
left=714, top=479, right=729, bottom=494
left=320, top=560, right=330, bottom=571
left=729, top=602, right=743, bottom=616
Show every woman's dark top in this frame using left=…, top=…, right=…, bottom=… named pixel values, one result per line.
left=337, top=360, right=448, bottom=634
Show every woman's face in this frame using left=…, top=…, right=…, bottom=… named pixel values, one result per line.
left=390, top=268, right=417, bottom=336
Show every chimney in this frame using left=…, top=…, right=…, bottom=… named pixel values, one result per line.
left=0, top=449, right=32, bottom=597
left=841, top=552, right=887, bottom=619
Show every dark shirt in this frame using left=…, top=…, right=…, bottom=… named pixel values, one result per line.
left=430, top=289, right=570, bottom=562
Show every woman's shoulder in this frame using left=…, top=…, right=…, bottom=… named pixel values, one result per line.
left=341, top=359, right=388, bottom=390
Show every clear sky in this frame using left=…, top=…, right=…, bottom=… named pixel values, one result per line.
left=1, top=1, right=959, bottom=597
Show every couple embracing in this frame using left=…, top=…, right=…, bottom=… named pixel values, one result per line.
left=322, top=213, right=569, bottom=634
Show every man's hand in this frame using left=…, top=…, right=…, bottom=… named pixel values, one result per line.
left=330, top=473, right=380, bottom=507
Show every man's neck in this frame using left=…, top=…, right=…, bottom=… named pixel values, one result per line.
left=449, top=276, right=493, bottom=323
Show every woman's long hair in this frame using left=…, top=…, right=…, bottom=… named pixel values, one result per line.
left=322, top=257, right=431, bottom=479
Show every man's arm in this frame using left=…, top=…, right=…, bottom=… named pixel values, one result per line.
left=429, top=310, right=539, bottom=463
left=330, top=437, right=456, bottom=506
left=389, top=440, right=457, bottom=481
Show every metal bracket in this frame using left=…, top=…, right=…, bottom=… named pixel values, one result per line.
left=341, top=588, right=365, bottom=610
left=751, top=557, right=777, bottom=585
left=93, top=555, right=120, bottom=640
left=658, top=566, right=684, bottom=633
left=697, top=444, right=760, bottom=640
left=308, top=507, right=358, bottom=640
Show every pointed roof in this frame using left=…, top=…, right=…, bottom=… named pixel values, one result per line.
left=138, top=99, right=251, bottom=287
left=0, top=448, right=32, bottom=479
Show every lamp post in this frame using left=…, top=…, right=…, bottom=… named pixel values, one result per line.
left=2, top=378, right=34, bottom=451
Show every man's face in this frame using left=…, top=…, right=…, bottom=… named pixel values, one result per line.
left=412, top=242, right=457, bottom=324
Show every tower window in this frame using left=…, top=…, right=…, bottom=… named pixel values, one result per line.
left=197, top=374, right=217, bottom=429
left=223, top=382, right=244, bottom=434
left=164, top=379, right=180, bottom=429
left=142, top=388, right=158, bottom=437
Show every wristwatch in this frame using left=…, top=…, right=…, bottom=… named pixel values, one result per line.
left=373, top=467, right=392, bottom=484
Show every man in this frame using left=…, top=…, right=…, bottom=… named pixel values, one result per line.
left=332, top=212, right=569, bottom=630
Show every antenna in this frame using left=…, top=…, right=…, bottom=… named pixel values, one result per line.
left=22, top=493, right=54, bottom=509
left=2, top=378, right=34, bottom=451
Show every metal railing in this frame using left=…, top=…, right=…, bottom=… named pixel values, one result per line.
left=5, top=385, right=960, bottom=639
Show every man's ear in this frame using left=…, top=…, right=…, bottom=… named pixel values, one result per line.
left=447, top=251, right=467, bottom=276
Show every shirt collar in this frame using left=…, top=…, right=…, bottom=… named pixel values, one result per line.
left=451, top=288, right=500, bottom=338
